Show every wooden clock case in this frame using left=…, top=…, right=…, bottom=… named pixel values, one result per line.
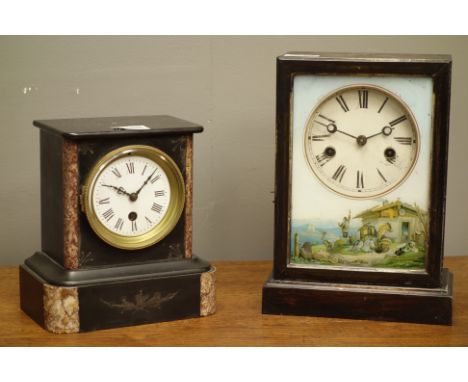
left=262, top=53, right=453, bottom=325
left=20, top=115, right=215, bottom=333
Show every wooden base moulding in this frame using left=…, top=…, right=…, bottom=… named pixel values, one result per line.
left=262, top=269, right=453, bottom=325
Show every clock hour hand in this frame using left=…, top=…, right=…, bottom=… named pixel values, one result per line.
left=135, top=169, right=157, bottom=196
left=326, top=123, right=358, bottom=140
left=101, top=184, right=132, bottom=197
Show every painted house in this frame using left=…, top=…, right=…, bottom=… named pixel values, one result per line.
left=354, top=200, right=426, bottom=244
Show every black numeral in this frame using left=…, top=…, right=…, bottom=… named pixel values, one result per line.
left=102, top=208, right=115, bottom=221
left=114, top=218, right=124, bottom=231
left=126, top=162, right=135, bottom=174
left=112, top=168, right=122, bottom=178
left=335, top=95, right=350, bottom=112
left=151, top=202, right=163, bottom=213
left=98, top=197, right=110, bottom=205
left=332, top=165, right=346, bottom=183
left=131, top=221, right=137, bottom=232
left=358, top=90, right=368, bottom=108
left=377, top=168, right=387, bottom=183
left=145, top=216, right=152, bottom=224
left=356, top=170, right=364, bottom=189
left=141, top=164, right=147, bottom=175
left=310, top=134, right=330, bottom=141
left=150, top=174, right=161, bottom=184
left=154, top=190, right=165, bottom=197
left=389, top=115, right=407, bottom=127
left=314, top=114, right=335, bottom=128
left=378, top=97, right=388, bottom=113
left=394, top=137, right=413, bottom=145
left=315, top=153, right=332, bottom=167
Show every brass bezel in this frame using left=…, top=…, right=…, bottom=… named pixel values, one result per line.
left=303, top=83, right=421, bottom=200
left=83, top=145, right=185, bottom=250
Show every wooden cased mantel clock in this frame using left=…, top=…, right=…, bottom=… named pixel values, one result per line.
left=20, top=115, right=215, bottom=333
left=262, top=52, right=453, bottom=324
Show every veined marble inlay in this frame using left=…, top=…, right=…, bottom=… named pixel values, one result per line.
left=200, top=267, right=216, bottom=316
left=43, top=284, right=79, bottom=334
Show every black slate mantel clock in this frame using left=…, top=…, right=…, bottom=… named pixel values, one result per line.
left=20, top=115, right=215, bottom=333
left=262, top=52, right=453, bottom=325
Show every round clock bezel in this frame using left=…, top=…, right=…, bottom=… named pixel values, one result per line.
left=303, top=83, right=421, bottom=200
left=83, top=144, right=185, bottom=250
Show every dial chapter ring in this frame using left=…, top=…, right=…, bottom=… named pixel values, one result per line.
left=82, top=145, right=185, bottom=250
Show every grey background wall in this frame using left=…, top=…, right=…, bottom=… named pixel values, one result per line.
left=0, top=36, right=466, bottom=265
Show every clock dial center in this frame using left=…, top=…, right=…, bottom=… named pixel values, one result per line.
left=356, top=135, right=367, bottom=146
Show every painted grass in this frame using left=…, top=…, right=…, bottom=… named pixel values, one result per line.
left=291, top=245, right=425, bottom=269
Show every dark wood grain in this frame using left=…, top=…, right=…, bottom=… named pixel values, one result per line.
left=273, top=53, right=452, bottom=288
left=2, top=257, right=468, bottom=346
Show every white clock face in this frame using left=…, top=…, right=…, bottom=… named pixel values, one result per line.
left=91, top=155, right=171, bottom=236
left=304, top=84, right=420, bottom=199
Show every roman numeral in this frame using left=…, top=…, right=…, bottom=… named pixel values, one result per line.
left=98, top=197, right=110, bottom=205
left=150, top=174, right=161, bottom=184
left=131, top=221, right=137, bottom=232
left=145, top=216, right=152, bottom=224
left=335, top=95, right=349, bottom=112
left=358, top=90, right=368, bottom=108
left=386, top=156, right=397, bottom=165
left=377, top=168, right=387, bottom=183
left=315, top=153, right=332, bottom=167
left=126, top=162, right=135, bottom=174
left=114, top=218, right=124, bottom=231
left=141, top=164, right=147, bottom=175
left=151, top=202, right=163, bottom=213
left=378, top=97, right=388, bottom=113
left=315, top=114, right=335, bottom=128
left=111, top=168, right=122, bottom=178
left=310, top=134, right=330, bottom=141
left=332, top=165, right=346, bottom=183
left=394, top=137, right=413, bottom=145
left=102, top=208, right=114, bottom=221
left=154, top=190, right=165, bottom=197
left=356, top=170, right=364, bottom=189
left=389, top=115, right=407, bottom=127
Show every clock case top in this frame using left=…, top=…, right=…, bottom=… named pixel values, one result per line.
left=34, top=114, right=203, bottom=139
left=35, top=115, right=203, bottom=270
left=274, top=53, right=452, bottom=288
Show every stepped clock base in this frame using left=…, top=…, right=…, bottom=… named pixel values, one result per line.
left=262, top=269, right=453, bottom=325
left=19, top=252, right=216, bottom=333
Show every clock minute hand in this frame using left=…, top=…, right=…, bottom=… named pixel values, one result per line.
left=336, top=129, right=358, bottom=140
left=135, top=169, right=157, bottom=196
left=325, top=123, right=358, bottom=140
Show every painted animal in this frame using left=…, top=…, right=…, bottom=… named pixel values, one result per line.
left=359, top=223, right=377, bottom=240
left=375, top=238, right=392, bottom=253
left=378, top=222, right=392, bottom=239
left=395, top=241, right=418, bottom=256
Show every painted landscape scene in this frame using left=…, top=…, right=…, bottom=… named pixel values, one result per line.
left=290, top=199, right=428, bottom=269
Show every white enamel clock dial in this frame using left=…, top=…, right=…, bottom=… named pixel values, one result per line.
left=92, top=155, right=171, bottom=236
left=83, top=145, right=185, bottom=250
left=304, top=84, right=420, bottom=199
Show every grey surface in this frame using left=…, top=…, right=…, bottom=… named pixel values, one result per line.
left=0, top=36, right=467, bottom=265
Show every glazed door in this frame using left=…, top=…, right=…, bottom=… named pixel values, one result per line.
left=401, top=222, right=410, bottom=242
